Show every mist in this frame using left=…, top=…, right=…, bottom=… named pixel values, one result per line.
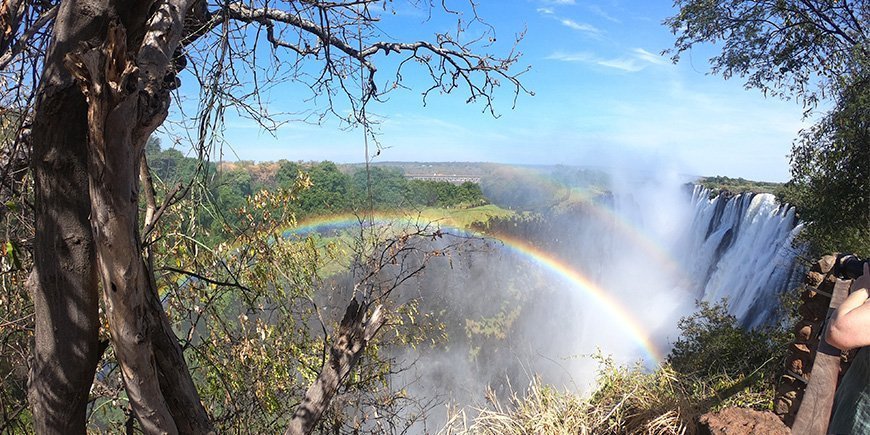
left=312, top=163, right=802, bottom=432
left=364, top=164, right=796, bottom=432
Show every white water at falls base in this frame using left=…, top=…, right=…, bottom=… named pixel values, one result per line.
left=683, top=185, right=804, bottom=328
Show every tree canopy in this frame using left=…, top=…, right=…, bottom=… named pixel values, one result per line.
left=668, top=0, right=869, bottom=256
left=666, top=0, right=867, bottom=106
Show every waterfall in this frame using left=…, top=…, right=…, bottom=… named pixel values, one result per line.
left=683, top=185, right=804, bottom=327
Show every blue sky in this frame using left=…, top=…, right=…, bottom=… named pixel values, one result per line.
left=168, top=0, right=813, bottom=182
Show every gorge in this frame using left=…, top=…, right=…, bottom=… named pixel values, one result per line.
left=299, top=170, right=806, bottom=429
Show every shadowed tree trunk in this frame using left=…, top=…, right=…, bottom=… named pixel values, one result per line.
left=62, top=7, right=214, bottom=432
left=26, top=1, right=107, bottom=432
left=27, top=1, right=213, bottom=432
left=28, top=80, right=101, bottom=435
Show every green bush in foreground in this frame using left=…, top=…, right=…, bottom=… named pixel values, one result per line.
left=668, top=300, right=787, bottom=382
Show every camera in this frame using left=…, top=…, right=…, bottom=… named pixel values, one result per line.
left=834, top=254, right=870, bottom=279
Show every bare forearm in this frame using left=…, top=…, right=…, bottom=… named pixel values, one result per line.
left=827, top=265, right=870, bottom=350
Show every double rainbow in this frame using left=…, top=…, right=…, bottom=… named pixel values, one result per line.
left=286, top=211, right=666, bottom=363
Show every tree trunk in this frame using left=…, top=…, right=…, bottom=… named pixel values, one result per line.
left=286, top=301, right=385, bottom=435
left=28, top=83, right=100, bottom=435
left=27, top=1, right=110, bottom=432
left=64, top=12, right=213, bottom=433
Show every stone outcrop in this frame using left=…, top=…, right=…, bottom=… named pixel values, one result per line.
left=698, top=408, right=790, bottom=435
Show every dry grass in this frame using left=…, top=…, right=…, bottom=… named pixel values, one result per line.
left=438, top=358, right=773, bottom=435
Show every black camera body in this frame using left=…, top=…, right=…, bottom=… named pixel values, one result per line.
left=834, top=254, right=869, bottom=279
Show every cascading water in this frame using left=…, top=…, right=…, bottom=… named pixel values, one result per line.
left=682, top=185, right=805, bottom=328
left=363, top=173, right=807, bottom=432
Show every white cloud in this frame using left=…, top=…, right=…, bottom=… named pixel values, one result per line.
left=537, top=7, right=555, bottom=15
left=632, top=48, right=669, bottom=66
left=545, top=51, right=595, bottom=62
left=588, top=4, right=620, bottom=23
left=546, top=48, right=670, bottom=73
left=596, top=58, right=644, bottom=72
left=545, top=0, right=576, bottom=4
left=559, top=18, right=599, bottom=33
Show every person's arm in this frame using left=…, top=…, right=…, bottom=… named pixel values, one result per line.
left=827, top=263, right=870, bottom=350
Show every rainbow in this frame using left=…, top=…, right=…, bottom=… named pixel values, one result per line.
left=476, top=231, right=665, bottom=362
left=285, top=213, right=666, bottom=363
left=285, top=212, right=412, bottom=236
left=484, top=165, right=687, bottom=284
left=578, top=202, right=686, bottom=284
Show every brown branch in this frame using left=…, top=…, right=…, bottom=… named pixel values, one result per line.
left=226, top=3, right=369, bottom=61
left=220, top=2, right=529, bottom=113
left=796, top=0, right=858, bottom=46
left=161, top=266, right=252, bottom=293
left=285, top=300, right=385, bottom=435
left=142, top=181, right=183, bottom=242
left=0, top=4, right=57, bottom=69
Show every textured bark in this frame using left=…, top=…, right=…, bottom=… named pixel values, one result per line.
left=28, top=83, right=100, bottom=435
left=26, top=1, right=108, bottom=432
left=64, top=11, right=213, bottom=433
left=285, top=301, right=385, bottom=435
left=72, top=26, right=177, bottom=431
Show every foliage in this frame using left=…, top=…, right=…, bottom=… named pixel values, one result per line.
left=424, top=204, right=514, bottom=230
left=440, top=362, right=771, bottom=435
left=780, top=78, right=870, bottom=257
left=667, top=300, right=787, bottom=382
left=0, top=108, right=32, bottom=432
left=0, top=245, right=31, bottom=432
left=441, top=300, right=788, bottom=434
left=480, top=166, right=572, bottom=212
left=147, top=142, right=490, bottom=241
left=698, top=176, right=782, bottom=195
left=479, top=165, right=610, bottom=212
left=146, top=140, right=205, bottom=185
left=83, top=169, right=459, bottom=432
left=665, top=0, right=866, bottom=107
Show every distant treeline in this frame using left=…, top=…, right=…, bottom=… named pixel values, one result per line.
left=698, top=175, right=782, bottom=195
left=145, top=140, right=486, bottom=234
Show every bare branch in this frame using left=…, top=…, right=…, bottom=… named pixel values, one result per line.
left=0, top=5, right=56, bottom=70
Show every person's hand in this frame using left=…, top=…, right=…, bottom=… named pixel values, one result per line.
left=851, top=263, right=870, bottom=296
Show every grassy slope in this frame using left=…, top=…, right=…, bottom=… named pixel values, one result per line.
left=414, top=204, right=515, bottom=229
left=284, top=204, right=516, bottom=276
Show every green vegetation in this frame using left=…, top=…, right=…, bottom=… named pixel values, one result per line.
left=698, top=176, right=781, bottom=195
left=779, top=80, right=870, bottom=257
left=667, top=301, right=788, bottom=385
left=417, top=204, right=515, bottom=229
left=480, top=165, right=609, bottom=212
left=144, top=140, right=489, bottom=243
